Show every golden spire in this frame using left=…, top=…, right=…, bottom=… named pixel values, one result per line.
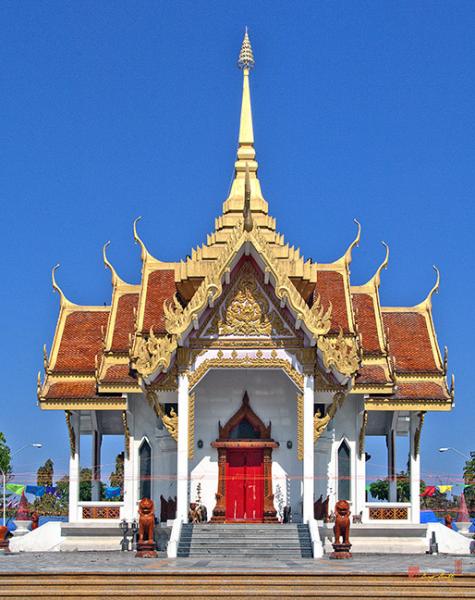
left=133, top=216, right=149, bottom=262
left=243, top=163, right=253, bottom=232
left=236, top=28, right=256, bottom=171
left=416, top=265, right=440, bottom=311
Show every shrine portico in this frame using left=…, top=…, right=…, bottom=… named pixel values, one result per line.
left=37, top=31, right=454, bottom=556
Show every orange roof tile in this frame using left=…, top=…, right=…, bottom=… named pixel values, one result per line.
left=355, top=365, right=389, bottom=385
left=393, top=381, right=449, bottom=400
left=142, top=269, right=177, bottom=333
left=45, top=380, right=97, bottom=399
left=383, top=311, right=440, bottom=373
left=102, top=364, right=136, bottom=384
left=352, top=293, right=382, bottom=354
left=314, top=270, right=349, bottom=332
left=54, top=310, right=109, bottom=373
left=111, top=293, right=138, bottom=352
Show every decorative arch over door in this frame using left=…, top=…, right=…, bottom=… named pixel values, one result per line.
left=211, top=392, right=279, bottom=523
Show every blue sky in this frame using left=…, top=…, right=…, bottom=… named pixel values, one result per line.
left=1, top=2, right=474, bottom=488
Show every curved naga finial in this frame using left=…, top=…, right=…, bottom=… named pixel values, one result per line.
left=52, top=264, right=75, bottom=307
left=133, top=216, right=149, bottom=262
left=341, top=219, right=361, bottom=266
left=103, top=240, right=125, bottom=287
left=418, top=265, right=440, bottom=310
left=373, top=241, right=390, bottom=288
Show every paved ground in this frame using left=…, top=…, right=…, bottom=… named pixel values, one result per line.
left=0, top=551, right=473, bottom=575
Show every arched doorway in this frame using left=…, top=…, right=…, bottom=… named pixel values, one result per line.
left=211, top=392, right=279, bottom=523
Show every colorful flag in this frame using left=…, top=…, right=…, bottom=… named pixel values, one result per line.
left=421, top=486, right=436, bottom=497
left=45, top=486, right=56, bottom=495
left=437, top=485, right=453, bottom=494
left=5, top=484, right=25, bottom=495
left=104, top=487, right=121, bottom=499
left=25, top=485, right=45, bottom=497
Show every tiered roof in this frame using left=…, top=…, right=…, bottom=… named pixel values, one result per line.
left=38, top=32, right=453, bottom=412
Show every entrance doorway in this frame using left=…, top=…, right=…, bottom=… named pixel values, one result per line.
left=225, top=448, right=264, bottom=521
left=211, top=392, right=278, bottom=523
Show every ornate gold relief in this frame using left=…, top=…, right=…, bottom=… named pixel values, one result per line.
left=147, top=390, right=178, bottom=442
left=413, top=411, right=425, bottom=457
left=208, top=264, right=288, bottom=337
left=122, top=411, right=130, bottom=459
left=131, top=330, right=177, bottom=378
left=297, top=393, right=303, bottom=461
left=65, top=411, right=76, bottom=457
left=314, top=391, right=345, bottom=444
left=187, top=355, right=304, bottom=391
left=358, top=410, right=368, bottom=458
left=188, top=392, right=195, bottom=459
left=318, top=329, right=360, bottom=378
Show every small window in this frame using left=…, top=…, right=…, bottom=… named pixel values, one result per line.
left=139, top=439, right=152, bottom=499
left=229, top=418, right=259, bottom=439
left=338, top=440, right=351, bottom=501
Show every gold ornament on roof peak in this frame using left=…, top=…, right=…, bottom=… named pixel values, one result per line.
left=238, top=28, right=255, bottom=70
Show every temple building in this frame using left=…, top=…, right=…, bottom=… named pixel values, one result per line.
left=38, top=32, right=453, bottom=556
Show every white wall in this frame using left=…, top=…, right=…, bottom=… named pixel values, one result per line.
left=189, top=369, right=303, bottom=521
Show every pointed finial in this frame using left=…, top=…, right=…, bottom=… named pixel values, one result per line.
left=103, top=241, right=126, bottom=288
left=238, top=27, right=255, bottom=70
left=417, top=265, right=440, bottom=310
left=373, top=241, right=390, bottom=288
left=133, top=216, right=148, bottom=262
left=243, top=163, right=253, bottom=232
left=343, top=219, right=361, bottom=266
left=52, top=264, right=76, bottom=307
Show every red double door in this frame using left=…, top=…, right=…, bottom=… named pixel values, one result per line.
left=225, top=448, right=264, bottom=522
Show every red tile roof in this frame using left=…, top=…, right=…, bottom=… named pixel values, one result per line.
left=352, top=293, right=382, bottom=354
left=355, top=365, right=389, bottom=385
left=54, top=310, right=109, bottom=373
left=383, top=311, right=440, bottom=373
left=102, top=364, right=136, bottom=384
left=45, top=380, right=97, bottom=399
left=393, top=381, right=449, bottom=400
left=141, top=269, right=177, bottom=333
left=110, top=293, right=138, bottom=352
left=314, top=270, right=349, bottom=332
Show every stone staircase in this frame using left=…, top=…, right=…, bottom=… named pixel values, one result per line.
left=177, top=523, right=313, bottom=558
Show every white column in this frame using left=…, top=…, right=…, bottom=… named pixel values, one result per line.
left=122, top=408, right=135, bottom=521
left=409, top=413, right=421, bottom=524
left=68, top=411, right=80, bottom=522
left=302, top=374, right=315, bottom=523
left=176, top=373, right=189, bottom=522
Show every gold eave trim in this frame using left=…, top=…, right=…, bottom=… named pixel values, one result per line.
left=354, top=384, right=394, bottom=394
left=39, top=398, right=127, bottom=410
left=364, top=398, right=452, bottom=412
left=98, top=383, right=141, bottom=393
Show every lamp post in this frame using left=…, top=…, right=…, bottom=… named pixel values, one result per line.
left=1, top=443, right=43, bottom=526
left=438, top=447, right=470, bottom=461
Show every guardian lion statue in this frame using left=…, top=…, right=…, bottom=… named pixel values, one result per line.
left=138, top=497, right=155, bottom=545
left=333, top=500, right=351, bottom=545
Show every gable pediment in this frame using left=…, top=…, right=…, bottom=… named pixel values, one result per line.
left=191, top=260, right=302, bottom=346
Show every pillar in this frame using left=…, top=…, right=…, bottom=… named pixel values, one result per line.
left=68, top=411, right=80, bottom=522
left=176, top=373, right=189, bottom=522
left=387, top=427, right=397, bottom=502
left=302, top=374, right=315, bottom=523
left=122, top=408, right=135, bottom=521
left=409, top=413, right=421, bottom=524
left=355, top=407, right=367, bottom=519
left=91, top=428, right=102, bottom=502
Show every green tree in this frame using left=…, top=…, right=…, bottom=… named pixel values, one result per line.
left=463, top=456, right=475, bottom=516
left=109, top=452, right=124, bottom=500
left=37, top=458, right=54, bottom=487
left=0, top=432, right=11, bottom=480
left=369, top=471, right=426, bottom=502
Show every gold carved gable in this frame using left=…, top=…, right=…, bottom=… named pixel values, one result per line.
left=193, top=261, right=299, bottom=345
